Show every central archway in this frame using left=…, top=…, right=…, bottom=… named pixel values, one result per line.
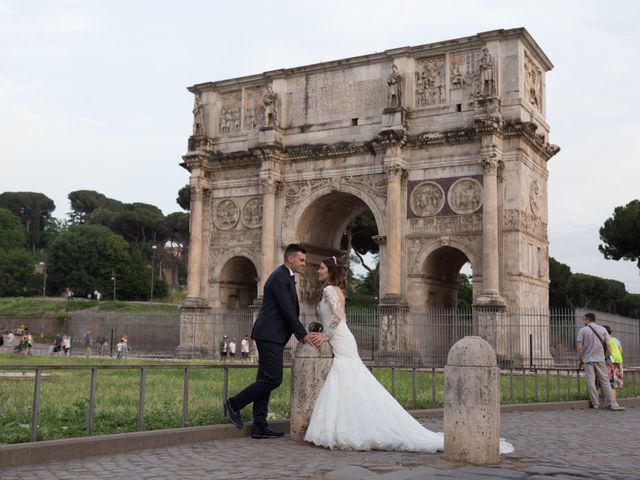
left=294, top=191, right=381, bottom=310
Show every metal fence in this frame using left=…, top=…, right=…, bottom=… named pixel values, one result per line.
left=2, top=362, right=639, bottom=444
left=57, top=307, right=640, bottom=367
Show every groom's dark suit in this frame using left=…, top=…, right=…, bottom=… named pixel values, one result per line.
left=230, top=265, right=308, bottom=428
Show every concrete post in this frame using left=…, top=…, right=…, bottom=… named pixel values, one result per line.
left=444, top=336, right=500, bottom=465
left=290, top=341, right=333, bottom=441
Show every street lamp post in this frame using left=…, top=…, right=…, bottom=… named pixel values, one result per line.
left=111, top=272, right=116, bottom=301
left=38, top=261, right=46, bottom=299
left=150, top=245, right=157, bottom=303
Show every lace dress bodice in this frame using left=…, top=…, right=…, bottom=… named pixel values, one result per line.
left=316, top=285, right=346, bottom=340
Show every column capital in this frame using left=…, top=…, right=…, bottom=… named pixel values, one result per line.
left=189, top=176, right=208, bottom=201
left=480, top=138, right=503, bottom=178
left=260, top=175, right=282, bottom=194
left=481, top=156, right=504, bottom=177
left=385, top=164, right=408, bottom=184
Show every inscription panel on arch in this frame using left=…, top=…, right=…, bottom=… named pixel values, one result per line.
left=289, top=71, right=387, bottom=126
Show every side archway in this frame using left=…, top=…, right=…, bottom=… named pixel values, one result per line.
left=412, top=238, right=480, bottom=308
left=217, top=256, right=259, bottom=309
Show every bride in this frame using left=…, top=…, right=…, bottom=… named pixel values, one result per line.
left=304, top=256, right=513, bottom=453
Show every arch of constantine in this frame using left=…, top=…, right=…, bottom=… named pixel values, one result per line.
left=177, top=28, right=560, bottom=359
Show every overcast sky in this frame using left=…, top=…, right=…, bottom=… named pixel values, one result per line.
left=1, top=0, right=639, bottom=293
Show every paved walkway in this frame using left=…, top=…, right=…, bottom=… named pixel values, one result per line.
left=3, top=408, right=638, bottom=479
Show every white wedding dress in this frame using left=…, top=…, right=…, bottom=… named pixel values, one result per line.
left=304, top=285, right=514, bottom=453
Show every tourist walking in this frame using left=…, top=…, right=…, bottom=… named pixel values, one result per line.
left=117, top=336, right=129, bottom=359
left=229, top=337, right=237, bottom=361
left=219, top=335, right=228, bottom=361
left=603, top=325, right=624, bottom=402
left=241, top=335, right=250, bottom=361
left=62, top=335, right=71, bottom=357
left=25, top=330, right=33, bottom=356
left=84, top=331, right=92, bottom=358
left=577, top=313, right=624, bottom=411
left=52, top=333, right=63, bottom=356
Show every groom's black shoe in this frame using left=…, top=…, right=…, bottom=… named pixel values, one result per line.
left=251, top=426, right=285, bottom=439
left=223, top=399, right=243, bottom=428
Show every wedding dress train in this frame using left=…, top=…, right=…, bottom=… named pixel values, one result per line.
left=304, top=285, right=514, bottom=453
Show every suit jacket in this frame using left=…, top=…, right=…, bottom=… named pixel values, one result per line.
left=251, top=265, right=307, bottom=345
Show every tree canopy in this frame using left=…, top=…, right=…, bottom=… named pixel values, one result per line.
left=177, top=185, right=190, bottom=211
left=0, top=192, right=55, bottom=252
left=47, top=224, right=132, bottom=298
left=90, top=202, right=166, bottom=250
left=0, top=249, right=38, bottom=296
left=599, top=199, right=640, bottom=270
left=68, top=190, right=123, bottom=224
left=0, top=208, right=27, bottom=249
left=549, top=256, right=638, bottom=316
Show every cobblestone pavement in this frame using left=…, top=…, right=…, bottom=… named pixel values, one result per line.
left=3, top=408, right=638, bottom=480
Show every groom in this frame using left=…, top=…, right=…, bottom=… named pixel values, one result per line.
left=224, top=243, right=323, bottom=438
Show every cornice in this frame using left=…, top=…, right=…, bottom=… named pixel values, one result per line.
left=186, top=121, right=560, bottom=168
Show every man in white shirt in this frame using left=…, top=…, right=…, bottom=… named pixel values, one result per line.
left=577, top=312, right=624, bottom=411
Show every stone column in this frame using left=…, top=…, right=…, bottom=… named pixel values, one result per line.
left=259, top=174, right=278, bottom=296
left=185, top=176, right=206, bottom=304
left=290, top=341, right=333, bottom=441
left=445, top=336, right=500, bottom=464
left=384, top=163, right=406, bottom=300
left=476, top=137, right=504, bottom=306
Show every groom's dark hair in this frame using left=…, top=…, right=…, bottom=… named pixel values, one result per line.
left=284, top=243, right=306, bottom=262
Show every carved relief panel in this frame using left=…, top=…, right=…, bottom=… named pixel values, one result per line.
left=408, top=176, right=483, bottom=218
left=524, top=52, right=543, bottom=111
left=283, top=178, right=332, bottom=226
left=213, top=199, right=240, bottom=230
left=219, top=91, right=242, bottom=134
left=449, top=51, right=480, bottom=97
left=415, top=56, right=446, bottom=107
left=529, top=180, right=541, bottom=217
left=241, top=197, right=263, bottom=228
left=243, top=87, right=262, bottom=131
left=447, top=178, right=483, bottom=214
left=409, top=181, right=445, bottom=217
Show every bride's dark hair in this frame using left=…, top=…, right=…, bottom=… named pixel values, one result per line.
left=321, top=256, right=347, bottom=290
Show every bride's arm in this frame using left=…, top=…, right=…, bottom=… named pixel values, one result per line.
left=322, top=286, right=345, bottom=340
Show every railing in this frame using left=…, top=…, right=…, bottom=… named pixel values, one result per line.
left=4, top=307, right=638, bottom=366
left=2, top=363, right=639, bottom=444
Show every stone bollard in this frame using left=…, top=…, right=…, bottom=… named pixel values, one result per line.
left=290, top=341, right=333, bottom=441
left=444, top=336, right=500, bottom=465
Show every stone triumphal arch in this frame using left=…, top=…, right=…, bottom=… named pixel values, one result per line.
left=178, top=28, right=559, bottom=357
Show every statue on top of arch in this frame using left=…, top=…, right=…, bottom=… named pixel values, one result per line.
left=386, top=64, right=402, bottom=109
left=261, top=84, right=278, bottom=128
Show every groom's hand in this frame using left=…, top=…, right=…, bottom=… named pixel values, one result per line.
left=304, top=333, right=322, bottom=347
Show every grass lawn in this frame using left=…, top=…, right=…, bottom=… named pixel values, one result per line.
left=0, top=355, right=613, bottom=445
left=0, top=297, right=178, bottom=319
